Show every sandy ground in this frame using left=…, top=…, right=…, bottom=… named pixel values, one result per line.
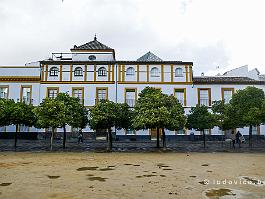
left=0, top=152, right=264, bottom=199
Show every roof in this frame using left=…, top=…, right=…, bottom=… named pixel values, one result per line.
left=193, top=76, right=265, bottom=85
left=40, top=60, right=191, bottom=65
left=71, top=36, right=113, bottom=51
left=137, top=51, right=163, bottom=62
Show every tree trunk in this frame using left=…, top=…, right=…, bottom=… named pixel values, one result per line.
left=162, top=128, right=166, bottom=150
left=50, top=128, right=54, bottom=151
left=249, top=125, right=252, bottom=148
left=156, top=127, right=160, bottom=148
left=203, top=129, right=206, bottom=149
left=63, top=125, right=66, bottom=149
left=107, top=128, right=112, bottom=152
left=14, top=124, right=18, bottom=149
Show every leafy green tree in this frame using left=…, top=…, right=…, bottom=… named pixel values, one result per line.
left=229, top=86, right=265, bottom=147
left=133, top=87, right=166, bottom=148
left=161, top=94, right=186, bottom=149
left=34, top=98, right=65, bottom=151
left=115, top=103, right=133, bottom=130
left=186, top=105, right=216, bottom=148
left=89, top=100, right=133, bottom=151
left=212, top=100, right=238, bottom=132
left=56, top=93, right=88, bottom=149
left=89, top=100, right=116, bottom=151
left=133, top=87, right=186, bottom=149
left=0, top=99, right=14, bottom=139
left=8, top=101, right=36, bottom=148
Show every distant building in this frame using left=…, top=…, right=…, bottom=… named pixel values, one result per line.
left=0, top=36, right=264, bottom=137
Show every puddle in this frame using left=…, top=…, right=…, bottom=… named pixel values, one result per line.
left=162, top=168, right=172, bottom=170
left=124, top=164, right=132, bottom=166
left=201, top=164, right=209, bottom=167
left=86, top=174, right=94, bottom=176
left=152, top=172, right=157, bottom=173
left=99, top=168, right=114, bottom=171
left=160, top=175, right=166, bottom=177
left=199, top=181, right=208, bottom=185
left=240, top=176, right=264, bottom=186
left=189, top=176, right=196, bottom=178
left=88, top=177, right=108, bottom=182
left=204, top=188, right=236, bottom=199
left=157, top=163, right=170, bottom=168
left=136, top=174, right=157, bottom=178
left=0, top=183, right=12, bottom=186
left=133, top=165, right=140, bottom=167
left=77, top=167, right=98, bottom=171
left=21, top=162, right=32, bottom=165
left=47, top=175, right=60, bottom=179
left=108, top=165, right=115, bottom=168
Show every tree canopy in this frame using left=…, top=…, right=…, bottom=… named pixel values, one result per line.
left=89, top=100, right=133, bottom=151
left=186, top=105, right=216, bottom=131
left=229, top=86, right=265, bottom=127
left=133, top=87, right=186, bottom=148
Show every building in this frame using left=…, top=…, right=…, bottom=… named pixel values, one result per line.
left=0, top=36, right=265, bottom=138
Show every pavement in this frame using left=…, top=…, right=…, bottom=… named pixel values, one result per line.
left=0, top=138, right=265, bottom=152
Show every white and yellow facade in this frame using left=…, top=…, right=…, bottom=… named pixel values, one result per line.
left=0, top=37, right=265, bottom=136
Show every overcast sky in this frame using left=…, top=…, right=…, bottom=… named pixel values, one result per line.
left=0, top=0, right=264, bottom=75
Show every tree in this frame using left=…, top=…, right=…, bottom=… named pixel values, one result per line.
left=115, top=103, right=134, bottom=131
left=161, top=94, right=186, bottom=149
left=133, top=87, right=166, bottom=148
left=186, top=105, right=216, bottom=148
left=133, top=87, right=186, bottom=149
left=229, top=86, right=265, bottom=147
left=0, top=98, right=13, bottom=135
left=212, top=100, right=239, bottom=132
left=34, top=98, right=65, bottom=151
left=8, top=101, right=36, bottom=148
left=89, top=100, right=133, bottom=151
left=56, top=93, right=88, bottom=149
left=89, top=100, right=116, bottom=151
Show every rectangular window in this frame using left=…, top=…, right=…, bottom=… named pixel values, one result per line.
left=126, top=129, right=136, bottom=135
left=47, top=88, right=59, bottom=99
left=96, top=88, right=108, bottom=103
left=201, top=129, right=211, bottom=135
left=19, top=125, right=29, bottom=132
left=176, top=129, right=185, bottom=135
left=72, top=88, right=84, bottom=104
left=222, top=88, right=234, bottom=103
left=174, top=88, right=186, bottom=106
left=21, top=86, right=32, bottom=104
left=125, top=88, right=136, bottom=107
left=198, top=88, right=211, bottom=106
left=0, top=86, right=8, bottom=99
left=252, top=125, right=260, bottom=135
left=0, top=126, right=6, bottom=132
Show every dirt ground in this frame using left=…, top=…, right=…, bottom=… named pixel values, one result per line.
left=0, top=152, right=264, bottom=199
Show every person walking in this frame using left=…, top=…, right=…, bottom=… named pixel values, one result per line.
left=236, top=131, right=242, bottom=148
left=78, top=129, right=83, bottom=144
left=231, top=131, right=236, bottom=149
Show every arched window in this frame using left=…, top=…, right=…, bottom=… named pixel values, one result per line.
left=98, top=67, right=107, bottom=77
left=74, top=67, right=83, bottom=76
left=175, top=68, right=183, bottom=77
left=126, top=67, right=135, bottom=76
left=49, top=67, right=59, bottom=76
left=150, top=67, right=160, bottom=77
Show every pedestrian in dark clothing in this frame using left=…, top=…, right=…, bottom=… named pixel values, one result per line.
left=236, top=131, right=242, bottom=148
left=78, top=130, right=83, bottom=143
left=231, top=131, right=236, bottom=149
